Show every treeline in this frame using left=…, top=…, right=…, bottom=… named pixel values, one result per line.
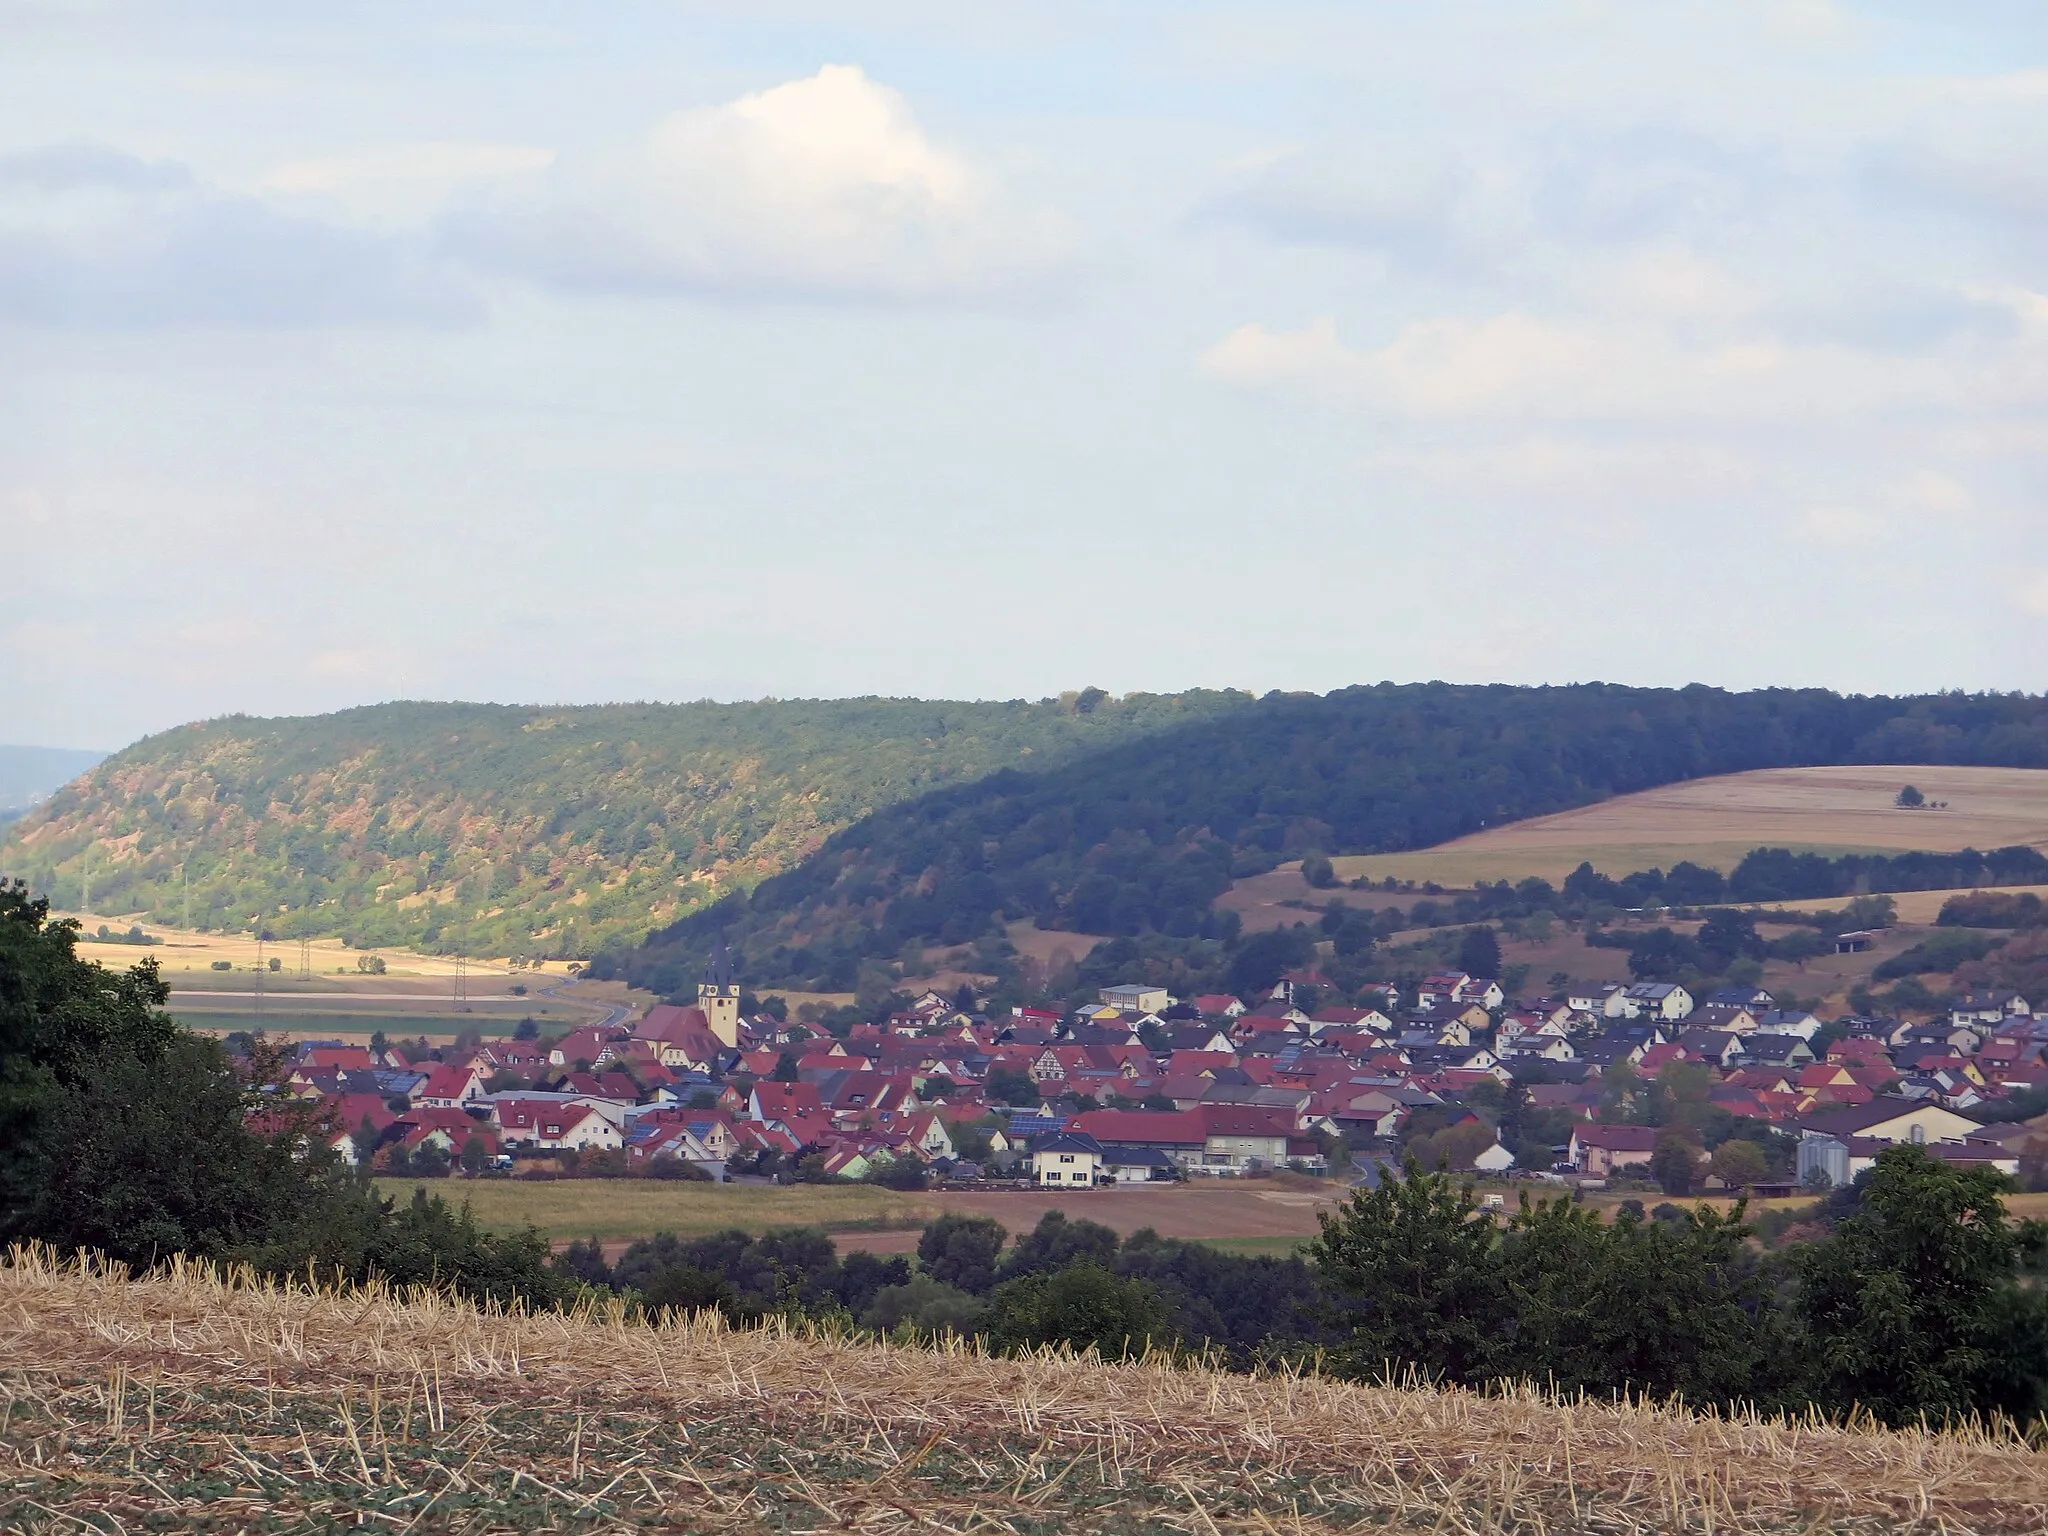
left=0, top=693, right=1237, bottom=956
left=550, top=1158, right=2048, bottom=1429
left=557, top=1211, right=1320, bottom=1368
left=0, top=882, right=573, bottom=1305
left=1312, top=1156, right=2048, bottom=1427
left=616, top=685, right=2048, bottom=996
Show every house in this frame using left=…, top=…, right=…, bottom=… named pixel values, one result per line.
left=489, top=1097, right=622, bottom=1151
left=1738, top=1034, right=1816, bottom=1069
left=1622, top=983, right=1695, bottom=1022
left=1752, top=1009, right=1822, bottom=1041
left=1568, top=1123, right=1659, bottom=1177
left=1032, top=1132, right=1105, bottom=1188
left=1682, top=1004, right=1759, bottom=1036
left=412, top=1064, right=487, bottom=1110
left=1099, top=1144, right=1178, bottom=1183
left=1190, top=994, right=1247, bottom=1019
left=1099, top=984, right=1171, bottom=1015
left=1796, top=1095, right=1983, bottom=1148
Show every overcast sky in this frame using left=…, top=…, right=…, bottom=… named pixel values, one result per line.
left=7, top=1, right=2048, bottom=750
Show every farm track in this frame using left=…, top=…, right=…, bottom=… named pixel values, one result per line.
left=4, top=1249, right=2047, bottom=1533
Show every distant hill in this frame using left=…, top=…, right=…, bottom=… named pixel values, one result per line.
left=0, top=694, right=1243, bottom=953
left=0, top=745, right=107, bottom=818
left=615, top=684, right=2048, bottom=995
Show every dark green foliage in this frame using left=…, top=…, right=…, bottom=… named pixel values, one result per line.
left=1309, top=1162, right=1506, bottom=1384
left=624, top=684, right=2048, bottom=991
left=1939, top=890, right=2047, bottom=930
left=1454, top=926, right=1500, bottom=978
left=1792, top=1145, right=2048, bottom=1425
left=917, top=1212, right=1007, bottom=1294
left=866, top=1155, right=929, bottom=1190
left=1874, top=928, right=2002, bottom=980
left=0, top=882, right=565, bottom=1306
left=1115, top=1229, right=1324, bottom=1365
left=984, top=1262, right=1171, bottom=1360
left=1494, top=1199, right=1781, bottom=1406
left=998, top=1210, right=1121, bottom=1282
left=1728, top=844, right=2048, bottom=903
left=1309, top=1152, right=2048, bottom=1424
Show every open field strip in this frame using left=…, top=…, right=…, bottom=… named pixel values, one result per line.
left=374, top=1179, right=942, bottom=1242
left=383, top=1178, right=1358, bottom=1249
left=6, top=1248, right=2047, bottom=1534
left=1323, top=763, right=2048, bottom=888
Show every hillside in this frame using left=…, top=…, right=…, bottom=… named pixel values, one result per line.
left=11, top=1250, right=2044, bottom=1534
left=620, top=683, right=2048, bottom=994
left=1335, top=763, right=2048, bottom=888
left=0, top=693, right=1242, bottom=955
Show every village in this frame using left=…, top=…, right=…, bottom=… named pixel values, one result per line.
left=278, top=938, right=2045, bottom=1202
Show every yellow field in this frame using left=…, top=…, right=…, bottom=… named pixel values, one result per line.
left=376, top=1177, right=938, bottom=1242
left=1328, top=764, right=2048, bottom=887
left=14, top=1249, right=2048, bottom=1534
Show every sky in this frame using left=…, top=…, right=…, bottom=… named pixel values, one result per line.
left=6, top=1, right=2048, bottom=750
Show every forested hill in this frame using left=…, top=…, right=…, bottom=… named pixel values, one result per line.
left=0, top=693, right=1245, bottom=954
left=616, top=684, right=2048, bottom=995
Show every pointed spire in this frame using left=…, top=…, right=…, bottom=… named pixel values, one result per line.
left=706, top=935, right=734, bottom=990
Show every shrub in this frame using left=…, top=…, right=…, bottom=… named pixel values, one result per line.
left=985, top=1262, right=1170, bottom=1360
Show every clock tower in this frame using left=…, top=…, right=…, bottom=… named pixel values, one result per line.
left=698, top=936, right=741, bottom=1048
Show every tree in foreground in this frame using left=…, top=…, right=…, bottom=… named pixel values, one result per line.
left=1793, top=1144, right=2048, bottom=1425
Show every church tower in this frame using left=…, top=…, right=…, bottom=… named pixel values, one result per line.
left=698, top=936, right=741, bottom=1048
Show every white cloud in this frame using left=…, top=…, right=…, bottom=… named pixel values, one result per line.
left=445, top=65, right=1076, bottom=302
left=0, top=142, right=474, bottom=328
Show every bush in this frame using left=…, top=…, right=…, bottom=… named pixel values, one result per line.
left=917, top=1213, right=1007, bottom=1294
left=867, top=1274, right=985, bottom=1336
left=985, top=1262, right=1170, bottom=1360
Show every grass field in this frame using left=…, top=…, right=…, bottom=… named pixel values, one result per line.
left=394, top=1176, right=1355, bottom=1250
left=11, top=1249, right=2048, bottom=1534
left=1323, top=763, right=2048, bottom=888
left=375, top=1178, right=941, bottom=1242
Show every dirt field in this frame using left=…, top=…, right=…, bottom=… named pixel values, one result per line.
left=1327, top=764, right=2048, bottom=887
left=832, top=1180, right=1349, bottom=1254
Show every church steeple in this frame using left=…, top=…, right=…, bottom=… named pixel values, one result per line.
left=697, top=936, right=740, bottom=1047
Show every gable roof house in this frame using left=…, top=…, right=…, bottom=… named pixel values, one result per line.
left=1568, top=1123, right=1659, bottom=1177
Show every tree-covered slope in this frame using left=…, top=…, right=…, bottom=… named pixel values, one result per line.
left=618, top=683, right=2048, bottom=994
left=0, top=693, right=1245, bottom=954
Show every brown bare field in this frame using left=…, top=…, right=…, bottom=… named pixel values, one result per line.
left=1328, top=764, right=2048, bottom=887
left=8, top=1250, right=2047, bottom=1534
left=833, top=1180, right=1350, bottom=1255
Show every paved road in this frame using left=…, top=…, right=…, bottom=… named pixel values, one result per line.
left=537, top=973, right=632, bottom=1032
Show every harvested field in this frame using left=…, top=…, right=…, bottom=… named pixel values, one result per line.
left=1329, top=764, right=2048, bottom=888
left=6, top=1249, right=2048, bottom=1534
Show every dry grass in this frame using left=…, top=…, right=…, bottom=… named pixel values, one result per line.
left=5, top=1249, right=2048, bottom=1534
left=376, top=1177, right=941, bottom=1243
left=1328, top=764, right=2048, bottom=888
